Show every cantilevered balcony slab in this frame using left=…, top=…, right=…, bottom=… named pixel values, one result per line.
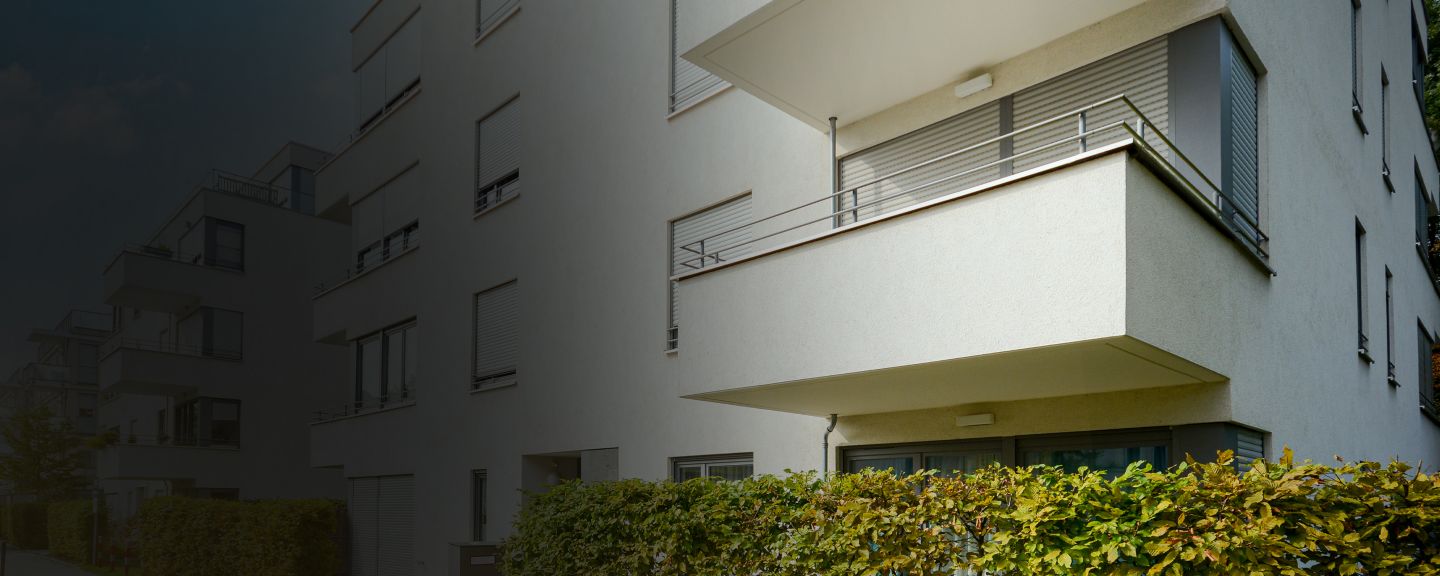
left=97, top=442, right=240, bottom=484
left=684, top=0, right=1145, bottom=130
left=103, top=249, right=241, bottom=314
left=98, top=346, right=237, bottom=397
left=676, top=147, right=1265, bottom=417
left=310, top=403, right=419, bottom=472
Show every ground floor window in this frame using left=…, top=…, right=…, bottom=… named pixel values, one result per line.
left=349, top=475, right=415, bottom=576
left=471, top=469, right=487, bottom=542
left=843, top=425, right=1258, bottom=477
left=672, top=453, right=754, bottom=482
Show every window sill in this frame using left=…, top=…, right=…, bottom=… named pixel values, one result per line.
left=474, top=4, right=520, bottom=47
left=473, top=192, right=520, bottom=221
left=1352, top=103, right=1369, bottom=135
left=667, top=83, right=733, bottom=121
left=665, top=347, right=678, bottom=356
left=1388, top=373, right=1400, bottom=387
left=1383, top=164, right=1394, bottom=193
left=470, top=380, right=517, bottom=395
left=1358, top=347, right=1374, bottom=364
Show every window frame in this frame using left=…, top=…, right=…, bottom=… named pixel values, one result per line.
left=1352, top=0, right=1366, bottom=133
left=354, top=319, right=418, bottom=408
left=471, top=469, right=488, bottom=542
left=1358, top=219, right=1372, bottom=362
left=1382, top=66, right=1393, bottom=190
left=671, top=453, right=755, bottom=482
left=472, top=280, right=519, bottom=389
left=475, top=96, right=521, bottom=216
left=1420, top=319, right=1438, bottom=421
left=1387, top=266, right=1398, bottom=384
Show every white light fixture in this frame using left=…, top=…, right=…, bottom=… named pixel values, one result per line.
left=953, top=73, right=993, bottom=99
left=954, top=413, right=995, bottom=427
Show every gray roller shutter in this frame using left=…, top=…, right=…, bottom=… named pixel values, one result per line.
left=473, top=280, right=519, bottom=387
left=477, top=98, right=520, bottom=193
left=1234, top=429, right=1265, bottom=473
left=1226, top=37, right=1260, bottom=240
left=349, top=478, right=379, bottom=576
left=377, top=475, right=415, bottom=576
left=671, top=0, right=728, bottom=112
left=1013, top=37, right=1169, bottom=173
left=478, top=0, right=519, bottom=36
left=669, top=194, right=752, bottom=347
left=837, top=101, right=1002, bottom=225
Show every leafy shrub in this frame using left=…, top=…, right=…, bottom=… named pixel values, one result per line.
left=47, top=499, right=103, bottom=563
left=502, top=451, right=1440, bottom=576
left=0, top=501, right=48, bottom=549
left=136, top=497, right=344, bottom=576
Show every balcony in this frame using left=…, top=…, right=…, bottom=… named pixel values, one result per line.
left=674, top=96, right=1267, bottom=417
left=103, top=245, right=242, bottom=314
left=681, top=0, right=1146, bottom=129
left=310, top=397, right=418, bottom=470
left=98, top=338, right=240, bottom=396
left=96, top=435, right=240, bottom=483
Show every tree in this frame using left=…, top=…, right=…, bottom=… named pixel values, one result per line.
left=1425, top=0, right=1440, bottom=138
left=0, top=406, right=91, bottom=501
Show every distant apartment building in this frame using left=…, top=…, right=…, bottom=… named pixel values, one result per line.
left=310, top=0, right=1440, bottom=574
left=95, top=142, right=347, bottom=519
left=0, top=309, right=111, bottom=487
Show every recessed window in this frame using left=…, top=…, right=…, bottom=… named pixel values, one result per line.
left=473, top=280, right=519, bottom=389
left=1358, top=220, right=1372, bottom=362
left=1413, top=7, right=1427, bottom=106
left=1417, top=166, right=1435, bottom=271
left=1419, top=321, right=1437, bottom=417
left=477, top=0, right=519, bottom=39
left=348, top=475, right=415, bottom=575
left=177, top=307, right=243, bottom=360
left=174, top=397, right=241, bottom=448
left=1387, top=267, right=1397, bottom=384
left=471, top=469, right=487, bottom=542
left=668, top=194, right=753, bottom=350
left=352, top=167, right=421, bottom=275
left=1352, top=0, right=1366, bottom=130
left=669, top=0, right=728, bottom=113
left=476, top=98, right=520, bottom=214
left=672, top=454, right=754, bottom=482
left=356, top=11, right=421, bottom=131
left=1382, top=67, right=1393, bottom=188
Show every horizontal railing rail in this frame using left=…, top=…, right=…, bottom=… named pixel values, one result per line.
left=99, top=337, right=242, bottom=361
left=106, top=433, right=240, bottom=449
left=117, top=242, right=245, bottom=272
left=311, top=387, right=417, bottom=423
left=674, top=94, right=1269, bottom=276
left=313, top=228, right=422, bottom=296
left=205, top=169, right=292, bottom=208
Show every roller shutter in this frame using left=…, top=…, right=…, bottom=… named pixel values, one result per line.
left=671, top=0, right=728, bottom=112
left=349, top=478, right=379, bottom=576
left=477, top=98, right=520, bottom=193
left=669, top=195, right=752, bottom=347
left=1012, top=37, right=1169, bottom=173
left=837, top=101, right=1002, bottom=225
left=473, top=280, right=519, bottom=387
left=1226, top=38, right=1260, bottom=240
left=377, top=475, right=415, bottom=576
left=1234, top=429, right=1265, bottom=473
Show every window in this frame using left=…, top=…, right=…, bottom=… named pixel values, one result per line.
left=1020, top=430, right=1170, bottom=476
left=356, top=11, right=421, bottom=130
left=473, top=280, right=518, bottom=389
left=1417, top=167, right=1434, bottom=266
left=1358, top=220, right=1371, bottom=361
left=477, top=0, right=519, bottom=39
left=672, top=454, right=754, bottom=482
left=471, top=469, right=487, bottom=542
left=205, top=218, right=245, bottom=271
left=353, top=167, right=421, bottom=274
left=1420, top=321, right=1437, bottom=416
left=1387, top=267, right=1397, bottom=384
left=845, top=442, right=1001, bottom=478
left=174, top=397, right=240, bottom=448
left=1414, top=8, right=1427, bottom=106
left=476, top=98, right=520, bottom=214
left=668, top=194, right=753, bottom=350
left=354, top=321, right=418, bottom=408
left=1382, top=67, right=1392, bottom=187
left=178, top=307, right=243, bottom=360
left=1224, top=33, right=1262, bottom=246
left=670, top=0, right=728, bottom=113
left=1352, top=0, right=1366, bottom=129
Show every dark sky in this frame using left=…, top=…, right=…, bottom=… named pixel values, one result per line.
left=0, top=0, right=368, bottom=372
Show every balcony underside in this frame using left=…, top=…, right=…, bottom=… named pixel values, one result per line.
left=98, top=444, right=238, bottom=482
left=689, top=336, right=1221, bottom=417
left=685, top=0, right=1145, bottom=129
left=99, top=348, right=223, bottom=396
left=677, top=148, right=1262, bottom=416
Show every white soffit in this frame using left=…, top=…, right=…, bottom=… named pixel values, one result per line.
left=687, top=0, right=1147, bottom=130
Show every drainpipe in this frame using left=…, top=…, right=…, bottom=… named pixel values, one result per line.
left=822, top=413, right=837, bottom=476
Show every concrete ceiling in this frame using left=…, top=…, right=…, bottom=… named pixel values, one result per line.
left=687, top=0, right=1147, bottom=130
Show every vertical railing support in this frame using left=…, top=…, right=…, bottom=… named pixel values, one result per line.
left=1078, top=110, right=1088, bottom=153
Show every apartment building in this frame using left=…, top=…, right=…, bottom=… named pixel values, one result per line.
left=95, top=142, right=348, bottom=519
left=311, top=0, right=1440, bottom=573
left=0, top=309, right=111, bottom=481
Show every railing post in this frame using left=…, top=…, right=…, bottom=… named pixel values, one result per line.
left=1078, top=110, right=1088, bottom=153
left=851, top=189, right=859, bottom=224
left=698, top=239, right=706, bottom=268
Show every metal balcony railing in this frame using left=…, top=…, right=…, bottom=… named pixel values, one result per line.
left=674, top=94, right=1270, bottom=278
left=53, top=310, right=113, bottom=335
left=118, top=242, right=244, bottom=272
left=313, top=227, right=421, bottom=296
left=205, top=169, right=296, bottom=209
left=99, top=337, right=242, bottom=362
left=311, top=387, right=417, bottom=423
left=106, top=433, right=240, bottom=450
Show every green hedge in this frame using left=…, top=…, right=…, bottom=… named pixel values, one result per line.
left=502, top=451, right=1440, bottom=576
left=0, top=501, right=48, bottom=549
left=136, top=497, right=344, bottom=576
left=47, top=499, right=103, bottom=563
